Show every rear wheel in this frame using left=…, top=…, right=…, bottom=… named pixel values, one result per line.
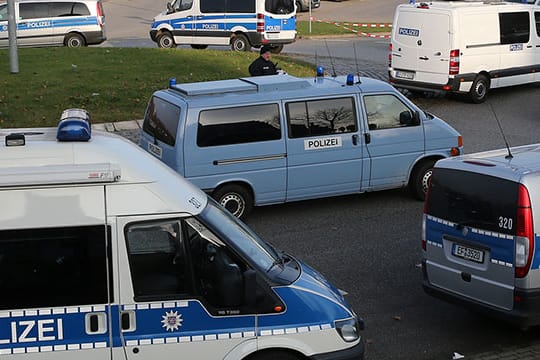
left=212, top=184, right=253, bottom=220
left=190, top=44, right=208, bottom=49
left=64, top=33, right=85, bottom=47
left=469, top=74, right=489, bottom=103
left=409, top=160, right=436, bottom=201
left=270, top=45, right=284, bottom=54
left=230, top=34, right=250, bottom=52
left=157, top=31, right=176, bottom=48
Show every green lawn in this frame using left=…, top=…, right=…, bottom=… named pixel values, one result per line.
left=0, top=47, right=315, bottom=128
left=297, top=20, right=391, bottom=37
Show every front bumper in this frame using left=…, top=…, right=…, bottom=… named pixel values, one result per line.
left=311, top=339, right=365, bottom=360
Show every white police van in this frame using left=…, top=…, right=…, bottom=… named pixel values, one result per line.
left=140, top=73, right=463, bottom=220
left=423, top=144, right=540, bottom=328
left=0, top=109, right=364, bottom=359
left=0, top=0, right=106, bottom=47
left=389, top=0, right=540, bottom=103
left=149, top=0, right=296, bottom=52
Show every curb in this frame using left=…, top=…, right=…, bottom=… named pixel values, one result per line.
left=92, top=119, right=142, bottom=132
left=308, top=18, right=392, bottom=38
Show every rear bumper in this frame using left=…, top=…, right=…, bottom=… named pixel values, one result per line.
left=422, top=260, right=540, bottom=328
left=310, top=340, right=365, bottom=360
left=388, top=71, right=476, bottom=93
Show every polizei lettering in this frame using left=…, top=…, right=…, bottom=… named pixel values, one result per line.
left=304, top=136, right=342, bottom=150
left=0, top=319, right=63, bottom=344
left=398, top=27, right=419, bottom=37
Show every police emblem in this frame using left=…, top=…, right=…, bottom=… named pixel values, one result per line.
left=161, top=310, right=183, bottom=332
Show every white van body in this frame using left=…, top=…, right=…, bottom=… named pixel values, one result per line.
left=0, top=113, right=364, bottom=359
left=149, top=0, right=296, bottom=52
left=0, top=0, right=106, bottom=47
left=389, top=1, right=540, bottom=103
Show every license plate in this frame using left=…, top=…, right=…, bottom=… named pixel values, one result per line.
left=452, top=243, right=484, bottom=263
left=395, top=71, right=414, bottom=80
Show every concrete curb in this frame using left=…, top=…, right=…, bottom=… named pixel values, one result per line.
left=92, top=119, right=142, bottom=132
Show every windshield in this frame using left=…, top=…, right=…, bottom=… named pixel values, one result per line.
left=198, top=199, right=281, bottom=273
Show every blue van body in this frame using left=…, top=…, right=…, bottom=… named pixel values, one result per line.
left=140, top=74, right=463, bottom=219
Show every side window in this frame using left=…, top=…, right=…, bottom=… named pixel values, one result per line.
left=227, top=1, right=255, bottom=13
left=265, top=0, right=294, bottom=15
left=0, top=4, right=8, bottom=20
left=19, top=3, right=49, bottom=19
left=286, top=97, right=357, bottom=139
left=176, top=0, right=193, bottom=11
left=49, top=2, right=73, bottom=17
left=72, top=2, right=90, bottom=16
left=125, top=218, right=251, bottom=312
left=0, top=225, right=111, bottom=310
left=142, top=96, right=180, bottom=147
left=364, top=94, right=417, bottom=130
left=197, top=104, right=281, bottom=147
left=200, top=0, right=225, bottom=13
left=499, top=12, right=530, bottom=44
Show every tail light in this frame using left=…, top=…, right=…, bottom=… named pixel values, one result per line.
left=257, top=13, right=265, bottom=33
left=449, top=49, right=460, bottom=75
left=97, top=2, right=105, bottom=26
left=515, top=184, right=534, bottom=278
left=388, top=43, right=393, bottom=67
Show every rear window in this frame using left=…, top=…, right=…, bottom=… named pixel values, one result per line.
left=427, top=168, right=519, bottom=236
left=499, top=12, right=530, bottom=44
left=142, top=96, right=180, bottom=147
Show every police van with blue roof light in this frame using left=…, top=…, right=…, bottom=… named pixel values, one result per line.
left=0, top=109, right=364, bottom=359
left=0, top=0, right=106, bottom=47
left=140, top=72, right=463, bottom=220
left=149, top=0, right=296, bottom=52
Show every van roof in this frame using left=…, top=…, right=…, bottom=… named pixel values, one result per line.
left=161, top=74, right=394, bottom=107
left=0, top=127, right=207, bottom=215
left=436, top=143, right=540, bottom=182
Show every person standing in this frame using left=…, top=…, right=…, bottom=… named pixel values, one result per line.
left=248, top=46, right=278, bottom=76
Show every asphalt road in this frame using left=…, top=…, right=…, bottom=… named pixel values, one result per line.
left=101, top=1, right=540, bottom=359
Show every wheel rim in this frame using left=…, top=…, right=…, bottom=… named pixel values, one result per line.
left=220, top=193, right=245, bottom=218
left=160, top=36, right=173, bottom=48
left=421, top=168, right=433, bottom=195
left=232, top=38, right=246, bottom=51
left=68, top=37, right=82, bottom=47
left=474, top=80, right=486, bottom=99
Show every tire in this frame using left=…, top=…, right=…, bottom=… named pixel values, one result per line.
left=469, top=74, right=489, bottom=104
left=190, top=44, right=208, bottom=49
left=157, top=32, right=176, bottom=48
left=409, top=160, right=436, bottom=201
left=295, top=0, right=305, bottom=12
left=230, top=34, right=250, bottom=52
left=212, top=184, right=253, bottom=220
left=270, top=45, right=284, bottom=54
left=64, top=33, right=85, bottom=47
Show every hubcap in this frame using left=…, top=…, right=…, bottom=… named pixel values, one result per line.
left=421, top=169, right=433, bottom=195
left=220, top=193, right=244, bottom=218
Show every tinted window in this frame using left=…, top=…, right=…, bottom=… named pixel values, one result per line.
left=0, top=226, right=111, bottom=310
left=227, top=1, right=255, bottom=13
left=427, top=168, right=519, bottom=236
left=197, top=104, right=281, bottom=147
left=0, top=4, right=8, bottom=20
left=142, top=96, right=180, bottom=147
left=72, top=2, right=90, bottom=15
left=536, top=12, right=540, bottom=37
left=265, top=0, right=294, bottom=15
left=499, top=12, right=530, bottom=44
left=286, top=97, right=357, bottom=138
left=364, top=94, right=417, bottom=130
left=49, top=2, right=73, bottom=16
left=19, top=2, right=48, bottom=19
left=200, top=0, right=225, bottom=12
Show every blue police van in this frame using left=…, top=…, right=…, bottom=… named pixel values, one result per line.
left=140, top=73, right=463, bottom=219
left=0, top=110, right=365, bottom=359
left=0, top=0, right=106, bottom=47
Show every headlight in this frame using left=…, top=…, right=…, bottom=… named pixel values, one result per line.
left=335, top=317, right=362, bottom=342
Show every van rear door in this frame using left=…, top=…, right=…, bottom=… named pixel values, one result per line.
left=392, top=8, right=451, bottom=84
left=424, top=167, right=518, bottom=310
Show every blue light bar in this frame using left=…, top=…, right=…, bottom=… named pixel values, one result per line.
left=56, top=108, right=92, bottom=142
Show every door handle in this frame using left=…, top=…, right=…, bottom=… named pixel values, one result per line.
left=352, top=134, right=359, bottom=146
left=434, top=52, right=441, bottom=56
left=419, top=56, right=429, bottom=60
left=85, top=312, right=107, bottom=335
left=121, top=310, right=136, bottom=332
left=364, top=133, right=371, bottom=144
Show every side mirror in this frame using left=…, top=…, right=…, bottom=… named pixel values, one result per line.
left=399, top=110, right=420, bottom=126
left=166, top=2, right=174, bottom=14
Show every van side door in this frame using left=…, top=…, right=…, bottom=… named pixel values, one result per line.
left=498, top=10, right=536, bottom=86
left=0, top=186, right=113, bottom=359
left=17, top=2, right=54, bottom=46
left=194, top=0, right=227, bottom=46
left=361, top=93, right=424, bottom=190
left=284, top=96, right=363, bottom=201
left=115, top=215, right=258, bottom=359
left=169, top=0, right=196, bottom=45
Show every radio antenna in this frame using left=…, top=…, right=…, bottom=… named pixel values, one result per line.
left=353, top=41, right=361, bottom=84
left=324, top=40, right=337, bottom=77
left=490, top=102, right=512, bottom=159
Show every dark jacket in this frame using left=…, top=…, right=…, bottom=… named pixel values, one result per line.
left=248, top=57, right=278, bottom=76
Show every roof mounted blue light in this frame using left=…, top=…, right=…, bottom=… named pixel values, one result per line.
left=57, top=108, right=91, bottom=142
left=316, top=66, right=324, bottom=77
left=346, top=74, right=354, bottom=85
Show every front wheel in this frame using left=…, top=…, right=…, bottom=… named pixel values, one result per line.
left=469, top=74, right=489, bottom=103
left=409, top=160, right=436, bottom=201
left=212, top=184, right=253, bottom=220
left=157, top=32, right=176, bottom=48
left=230, top=34, right=250, bottom=52
left=64, top=33, right=85, bottom=47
